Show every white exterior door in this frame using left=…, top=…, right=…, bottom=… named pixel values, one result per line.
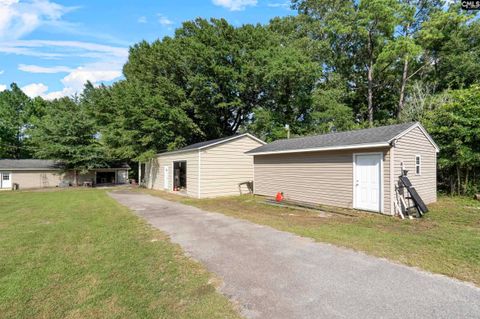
left=1, top=172, right=12, bottom=189
left=354, top=154, right=382, bottom=212
left=163, top=166, right=169, bottom=189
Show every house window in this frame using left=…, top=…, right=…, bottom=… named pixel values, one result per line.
left=415, top=155, right=421, bottom=175
left=2, top=173, right=9, bottom=180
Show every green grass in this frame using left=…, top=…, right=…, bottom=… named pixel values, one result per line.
left=141, top=189, right=480, bottom=286
left=0, top=189, right=240, bottom=319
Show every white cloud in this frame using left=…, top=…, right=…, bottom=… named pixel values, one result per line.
left=61, top=64, right=122, bottom=92
left=0, top=3, right=128, bottom=100
left=18, top=63, right=72, bottom=73
left=42, top=86, right=74, bottom=100
left=21, top=82, right=48, bottom=97
left=0, top=84, right=6, bottom=91
left=0, top=69, right=4, bottom=74
left=267, top=1, right=289, bottom=8
left=1, top=40, right=128, bottom=58
left=8, top=40, right=127, bottom=99
left=212, top=0, right=257, bottom=11
left=138, top=16, right=147, bottom=23
left=0, top=39, right=128, bottom=62
left=157, top=14, right=172, bottom=26
left=0, top=0, right=75, bottom=40
left=19, top=62, right=123, bottom=100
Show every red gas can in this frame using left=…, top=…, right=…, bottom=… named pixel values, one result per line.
left=275, top=192, right=284, bottom=202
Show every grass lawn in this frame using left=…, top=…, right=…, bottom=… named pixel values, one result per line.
left=0, top=189, right=240, bottom=319
left=141, top=189, right=480, bottom=286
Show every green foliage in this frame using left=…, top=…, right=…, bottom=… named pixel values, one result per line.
left=310, top=86, right=356, bottom=134
left=419, top=6, right=480, bottom=90
left=423, top=86, right=480, bottom=195
left=83, top=80, right=199, bottom=162
left=29, top=97, right=107, bottom=172
left=0, top=83, right=34, bottom=158
left=117, top=18, right=321, bottom=153
left=292, top=0, right=403, bottom=124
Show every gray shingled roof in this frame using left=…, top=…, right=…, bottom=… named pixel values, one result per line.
left=0, top=159, right=63, bottom=170
left=0, top=159, right=130, bottom=170
left=246, top=122, right=417, bottom=155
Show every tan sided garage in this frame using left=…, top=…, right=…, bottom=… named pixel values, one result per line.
left=247, top=122, right=439, bottom=216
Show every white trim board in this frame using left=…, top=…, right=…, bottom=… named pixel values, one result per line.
left=157, top=133, right=266, bottom=156
left=247, top=142, right=390, bottom=156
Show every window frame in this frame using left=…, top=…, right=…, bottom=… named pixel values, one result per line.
left=415, top=155, right=422, bottom=176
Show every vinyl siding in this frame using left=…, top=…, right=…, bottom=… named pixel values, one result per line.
left=200, top=136, right=263, bottom=198
left=254, top=148, right=391, bottom=213
left=147, top=150, right=199, bottom=198
left=12, top=171, right=64, bottom=189
left=394, top=126, right=437, bottom=204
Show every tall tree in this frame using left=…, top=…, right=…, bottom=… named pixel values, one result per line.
left=423, top=86, right=480, bottom=195
left=0, top=83, right=34, bottom=158
left=393, top=0, right=441, bottom=117
left=29, top=97, right=107, bottom=184
left=83, top=80, right=200, bottom=162
left=123, top=19, right=268, bottom=139
left=116, top=18, right=321, bottom=148
left=292, top=0, right=400, bottom=126
left=419, top=5, right=480, bottom=90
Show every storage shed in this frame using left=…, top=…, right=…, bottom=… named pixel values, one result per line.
left=144, top=133, right=265, bottom=198
left=0, top=159, right=130, bottom=190
left=246, top=122, right=439, bottom=215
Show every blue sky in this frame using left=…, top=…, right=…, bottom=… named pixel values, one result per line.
left=0, top=0, right=294, bottom=99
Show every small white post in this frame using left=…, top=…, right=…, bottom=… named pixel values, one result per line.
left=138, top=161, right=142, bottom=185
left=285, top=124, right=290, bottom=139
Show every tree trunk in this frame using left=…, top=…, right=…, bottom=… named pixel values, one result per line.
left=367, top=60, right=374, bottom=127
left=456, top=165, right=461, bottom=195
left=74, top=169, right=78, bottom=187
left=397, top=56, right=409, bottom=119
left=464, top=168, right=469, bottom=195
left=367, top=31, right=374, bottom=127
left=450, top=174, right=455, bottom=195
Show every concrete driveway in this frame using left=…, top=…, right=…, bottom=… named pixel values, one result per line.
left=109, top=191, right=480, bottom=319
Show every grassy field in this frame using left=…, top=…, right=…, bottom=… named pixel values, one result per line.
left=141, top=189, right=480, bottom=286
left=0, top=189, right=240, bottom=319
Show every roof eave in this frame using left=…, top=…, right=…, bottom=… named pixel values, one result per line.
left=246, top=142, right=390, bottom=156
left=156, top=133, right=265, bottom=157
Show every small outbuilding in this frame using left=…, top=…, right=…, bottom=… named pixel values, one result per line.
left=144, top=133, right=265, bottom=198
left=246, top=122, right=439, bottom=215
left=0, top=159, right=130, bottom=190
